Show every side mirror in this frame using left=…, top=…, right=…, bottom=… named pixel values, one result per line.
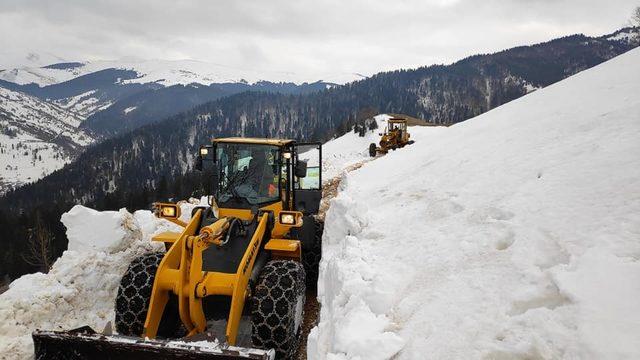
left=210, top=163, right=219, bottom=192
left=196, top=146, right=213, bottom=171
left=295, top=160, right=308, bottom=178
left=195, top=154, right=203, bottom=171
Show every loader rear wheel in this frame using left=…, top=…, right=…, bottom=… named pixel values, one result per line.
left=114, top=252, right=180, bottom=338
left=369, top=143, right=377, bottom=157
left=251, top=260, right=306, bottom=359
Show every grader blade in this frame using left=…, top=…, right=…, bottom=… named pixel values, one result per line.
left=33, top=328, right=274, bottom=360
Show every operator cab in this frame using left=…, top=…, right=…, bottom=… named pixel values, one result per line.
left=388, top=118, right=407, bottom=135
left=195, top=137, right=322, bottom=215
left=387, top=118, right=409, bottom=141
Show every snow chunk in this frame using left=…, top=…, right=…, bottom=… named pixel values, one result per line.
left=62, top=205, right=140, bottom=253
left=0, top=206, right=165, bottom=358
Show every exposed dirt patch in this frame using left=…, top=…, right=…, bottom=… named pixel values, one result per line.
left=296, top=288, right=319, bottom=360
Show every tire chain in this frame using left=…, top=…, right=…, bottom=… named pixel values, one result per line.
left=251, top=260, right=306, bottom=359
left=114, top=252, right=165, bottom=336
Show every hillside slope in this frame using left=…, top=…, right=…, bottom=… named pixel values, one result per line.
left=309, top=48, right=640, bottom=359
left=0, top=86, right=93, bottom=193
left=0, top=28, right=638, bottom=282
left=4, top=28, right=638, bottom=211
left=79, top=81, right=332, bottom=137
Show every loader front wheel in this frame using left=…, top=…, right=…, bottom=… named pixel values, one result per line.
left=369, top=143, right=377, bottom=157
left=114, top=252, right=180, bottom=338
left=251, top=260, right=306, bottom=359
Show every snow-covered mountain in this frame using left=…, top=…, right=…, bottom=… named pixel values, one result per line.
left=0, top=45, right=638, bottom=359
left=605, top=26, right=640, bottom=44
left=0, top=86, right=93, bottom=193
left=50, top=89, right=116, bottom=119
left=310, top=47, right=640, bottom=359
left=0, top=64, right=339, bottom=191
left=3, top=26, right=637, bottom=89
left=0, top=58, right=366, bottom=87
left=2, top=27, right=638, bottom=211
left=0, top=58, right=351, bottom=142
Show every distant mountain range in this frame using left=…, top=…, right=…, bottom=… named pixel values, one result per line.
left=0, top=27, right=638, bottom=279
left=0, top=60, right=349, bottom=192
left=0, top=58, right=366, bottom=87
left=3, top=26, right=637, bottom=205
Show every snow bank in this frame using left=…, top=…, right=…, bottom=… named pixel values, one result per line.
left=309, top=48, right=640, bottom=359
left=0, top=201, right=201, bottom=359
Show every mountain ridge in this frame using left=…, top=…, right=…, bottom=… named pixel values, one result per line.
left=0, top=27, right=638, bottom=279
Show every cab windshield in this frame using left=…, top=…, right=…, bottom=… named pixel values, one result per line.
left=215, top=143, right=281, bottom=206
left=389, top=122, right=405, bottom=131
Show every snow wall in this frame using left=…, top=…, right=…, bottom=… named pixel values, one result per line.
left=308, top=48, right=640, bottom=359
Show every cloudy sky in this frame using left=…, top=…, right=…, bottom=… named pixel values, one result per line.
left=0, top=0, right=637, bottom=80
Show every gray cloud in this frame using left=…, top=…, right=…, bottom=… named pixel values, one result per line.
left=0, top=0, right=637, bottom=79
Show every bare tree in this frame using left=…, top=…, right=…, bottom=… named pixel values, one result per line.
left=633, top=6, right=640, bottom=27
left=22, top=212, right=54, bottom=273
left=0, top=275, right=10, bottom=294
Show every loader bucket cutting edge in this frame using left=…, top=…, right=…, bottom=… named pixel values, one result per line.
left=33, top=329, right=275, bottom=360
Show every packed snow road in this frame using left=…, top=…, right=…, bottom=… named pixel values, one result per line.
left=308, top=48, right=640, bottom=359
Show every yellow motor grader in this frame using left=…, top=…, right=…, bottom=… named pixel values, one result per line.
left=33, top=138, right=323, bottom=360
left=369, top=117, right=414, bottom=157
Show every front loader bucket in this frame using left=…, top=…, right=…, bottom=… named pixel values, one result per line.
left=33, top=328, right=274, bottom=360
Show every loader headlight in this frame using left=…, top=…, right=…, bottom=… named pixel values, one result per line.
left=283, top=152, right=292, bottom=160
left=200, top=147, right=209, bottom=156
left=162, top=206, right=176, bottom=217
left=280, top=213, right=295, bottom=224
left=278, top=211, right=303, bottom=227
left=154, top=202, right=181, bottom=219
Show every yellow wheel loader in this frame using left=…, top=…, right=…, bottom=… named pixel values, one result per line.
left=33, top=138, right=324, bottom=360
left=369, top=117, right=415, bottom=157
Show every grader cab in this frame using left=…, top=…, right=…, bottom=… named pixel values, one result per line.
left=33, top=138, right=323, bottom=360
left=369, top=117, right=415, bottom=157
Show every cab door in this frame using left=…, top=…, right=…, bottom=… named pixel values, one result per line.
left=401, top=121, right=409, bottom=142
left=293, top=142, right=322, bottom=215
